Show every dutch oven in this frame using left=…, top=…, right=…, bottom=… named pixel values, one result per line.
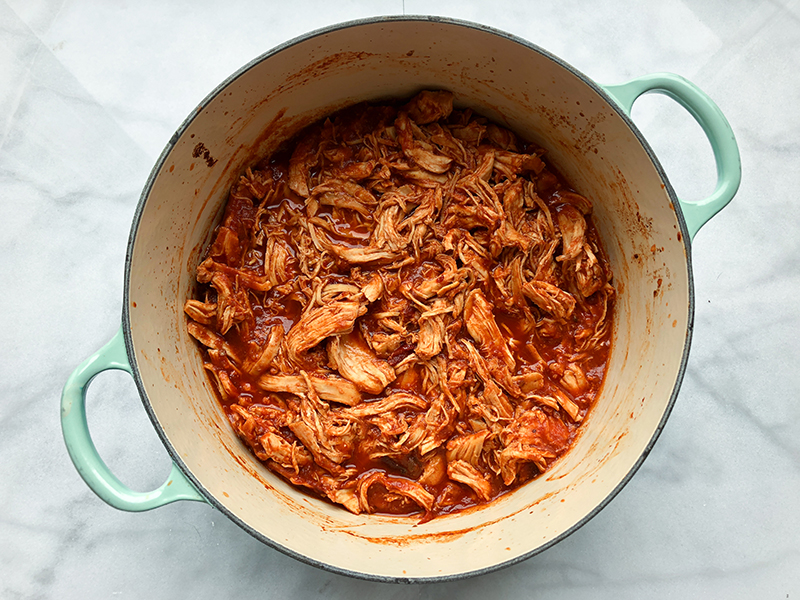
left=61, top=16, right=741, bottom=582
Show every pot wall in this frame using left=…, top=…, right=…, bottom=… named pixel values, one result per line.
left=125, top=18, right=690, bottom=580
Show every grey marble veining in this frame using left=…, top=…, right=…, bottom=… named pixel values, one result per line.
left=1, top=0, right=798, bottom=598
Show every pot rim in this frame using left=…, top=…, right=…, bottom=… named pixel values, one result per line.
left=121, top=14, right=694, bottom=583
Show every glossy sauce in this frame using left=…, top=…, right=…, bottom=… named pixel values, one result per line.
left=191, top=99, right=614, bottom=518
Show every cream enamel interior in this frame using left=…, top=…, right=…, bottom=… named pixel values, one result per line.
left=126, top=19, right=690, bottom=580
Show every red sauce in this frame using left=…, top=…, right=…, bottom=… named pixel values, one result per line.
left=187, top=92, right=614, bottom=519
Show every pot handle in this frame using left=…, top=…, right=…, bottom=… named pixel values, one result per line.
left=61, top=327, right=208, bottom=511
left=601, top=73, right=741, bottom=241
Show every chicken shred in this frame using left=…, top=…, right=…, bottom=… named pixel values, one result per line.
left=185, top=91, right=614, bottom=520
left=327, top=332, right=396, bottom=394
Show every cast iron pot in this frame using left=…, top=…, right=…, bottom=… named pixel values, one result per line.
left=61, top=16, right=741, bottom=582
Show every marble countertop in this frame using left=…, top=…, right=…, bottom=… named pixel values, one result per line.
left=2, top=0, right=798, bottom=597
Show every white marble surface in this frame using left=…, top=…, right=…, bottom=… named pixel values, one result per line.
left=2, top=0, right=798, bottom=597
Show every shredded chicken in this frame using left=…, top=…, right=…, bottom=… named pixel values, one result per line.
left=185, top=91, right=614, bottom=520
left=257, top=372, right=362, bottom=406
left=284, top=300, right=367, bottom=362
left=328, top=332, right=396, bottom=394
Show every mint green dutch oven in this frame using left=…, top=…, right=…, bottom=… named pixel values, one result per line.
left=61, top=16, right=740, bottom=582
